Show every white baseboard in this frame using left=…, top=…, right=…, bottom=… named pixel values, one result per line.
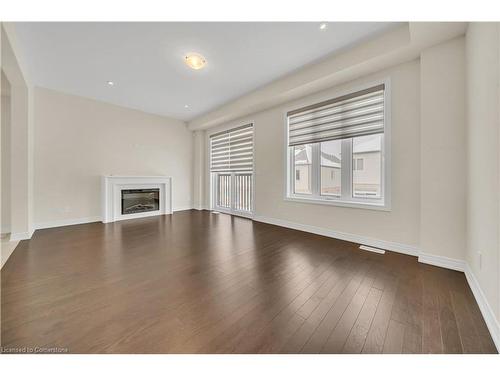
left=1, top=239, right=20, bottom=269
left=10, top=230, right=34, bottom=241
left=464, top=263, right=500, bottom=352
left=172, top=206, right=195, bottom=212
left=418, top=252, right=465, bottom=272
left=253, top=215, right=420, bottom=257
left=192, top=205, right=208, bottom=211
left=34, top=216, right=102, bottom=230
left=34, top=208, right=203, bottom=230
left=359, top=245, right=386, bottom=254
left=34, top=209, right=196, bottom=230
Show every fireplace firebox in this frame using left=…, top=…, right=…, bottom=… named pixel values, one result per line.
left=121, top=188, right=160, bottom=215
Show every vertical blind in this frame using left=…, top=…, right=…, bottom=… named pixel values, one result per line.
left=287, top=84, right=385, bottom=146
left=210, top=124, right=254, bottom=172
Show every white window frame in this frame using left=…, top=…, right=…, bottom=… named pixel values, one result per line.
left=284, top=78, right=391, bottom=211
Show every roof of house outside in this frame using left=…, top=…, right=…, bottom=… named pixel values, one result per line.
left=295, top=147, right=341, bottom=168
left=320, top=152, right=341, bottom=168
left=294, top=134, right=380, bottom=167
left=294, top=147, right=312, bottom=165
left=353, top=135, right=381, bottom=153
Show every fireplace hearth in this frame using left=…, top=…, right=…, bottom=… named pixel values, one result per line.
left=121, top=188, right=160, bottom=215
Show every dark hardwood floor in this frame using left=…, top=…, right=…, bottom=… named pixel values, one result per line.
left=1, top=210, right=497, bottom=353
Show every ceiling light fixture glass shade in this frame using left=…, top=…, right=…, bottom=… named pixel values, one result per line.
left=185, top=53, right=207, bottom=70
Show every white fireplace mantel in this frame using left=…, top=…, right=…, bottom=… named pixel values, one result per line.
left=101, top=175, right=172, bottom=223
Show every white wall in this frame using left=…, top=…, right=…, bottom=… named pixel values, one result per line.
left=192, top=130, right=205, bottom=210
left=465, top=23, right=500, bottom=324
left=1, top=24, right=33, bottom=241
left=1, top=75, right=11, bottom=233
left=34, top=87, right=193, bottom=227
left=200, top=37, right=469, bottom=266
left=420, top=37, right=466, bottom=261
left=204, top=59, right=422, bottom=249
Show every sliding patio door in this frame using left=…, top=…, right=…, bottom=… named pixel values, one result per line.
left=210, top=124, right=254, bottom=216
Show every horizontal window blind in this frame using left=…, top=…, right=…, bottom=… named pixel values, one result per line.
left=287, top=84, right=385, bottom=146
left=210, top=124, right=253, bottom=172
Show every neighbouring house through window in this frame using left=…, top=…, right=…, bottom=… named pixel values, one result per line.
left=286, top=82, right=389, bottom=209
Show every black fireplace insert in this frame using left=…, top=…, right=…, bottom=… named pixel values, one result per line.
left=121, top=188, right=160, bottom=215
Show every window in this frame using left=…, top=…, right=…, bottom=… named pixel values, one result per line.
left=210, top=124, right=254, bottom=214
left=286, top=83, right=389, bottom=209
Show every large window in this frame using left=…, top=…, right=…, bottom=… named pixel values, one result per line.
left=286, top=83, right=389, bottom=209
left=210, top=124, right=254, bottom=215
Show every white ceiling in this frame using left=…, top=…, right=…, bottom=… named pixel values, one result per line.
left=13, top=22, right=400, bottom=121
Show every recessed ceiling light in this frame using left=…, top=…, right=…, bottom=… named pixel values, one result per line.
left=184, top=53, right=207, bottom=70
left=319, top=23, right=327, bottom=30
left=107, top=81, right=115, bottom=86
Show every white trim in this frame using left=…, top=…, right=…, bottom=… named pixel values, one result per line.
left=33, top=209, right=195, bottom=231
left=418, top=252, right=465, bottom=272
left=34, top=216, right=102, bottom=230
left=252, top=214, right=419, bottom=257
left=253, top=214, right=472, bottom=270
left=359, top=245, right=386, bottom=254
left=193, top=205, right=209, bottom=211
left=172, top=206, right=194, bottom=212
left=217, top=208, right=254, bottom=219
left=10, top=230, right=34, bottom=241
left=284, top=196, right=391, bottom=212
left=464, top=263, right=500, bottom=352
left=283, top=77, right=392, bottom=212
left=1, top=238, right=20, bottom=269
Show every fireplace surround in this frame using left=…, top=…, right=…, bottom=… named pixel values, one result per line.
left=101, top=176, right=172, bottom=223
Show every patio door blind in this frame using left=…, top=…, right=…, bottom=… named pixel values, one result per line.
left=287, top=84, right=385, bottom=146
left=210, top=124, right=254, bottom=172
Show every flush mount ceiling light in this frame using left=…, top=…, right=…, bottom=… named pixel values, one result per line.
left=319, top=23, right=328, bottom=30
left=184, top=104, right=189, bottom=108
left=107, top=81, right=115, bottom=86
left=184, top=53, right=207, bottom=70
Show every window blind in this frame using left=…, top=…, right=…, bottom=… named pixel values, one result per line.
left=210, top=124, right=254, bottom=172
left=287, top=84, right=385, bottom=147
